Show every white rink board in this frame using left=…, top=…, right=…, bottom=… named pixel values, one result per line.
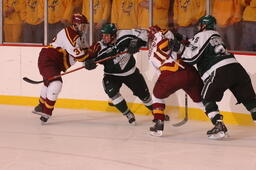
left=0, top=46, right=255, bottom=114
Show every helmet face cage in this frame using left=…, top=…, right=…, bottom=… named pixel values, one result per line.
left=100, top=23, right=117, bottom=44
left=198, top=15, right=217, bottom=30
left=72, top=14, right=88, bottom=34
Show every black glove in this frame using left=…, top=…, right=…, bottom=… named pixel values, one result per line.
left=127, top=39, right=140, bottom=54
left=173, top=32, right=184, bottom=42
left=169, top=38, right=181, bottom=52
left=84, top=58, right=97, bottom=70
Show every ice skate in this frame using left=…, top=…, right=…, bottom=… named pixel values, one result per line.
left=39, top=113, right=50, bottom=125
left=32, top=104, right=42, bottom=115
left=108, top=101, right=114, bottom=106
left=207, top=121, right=228, bottom=140
left=150, top=120, right=164, bottom=137
left=125, top=112, right=136, bottom=125
left=251, top=113, right=256, bottom=123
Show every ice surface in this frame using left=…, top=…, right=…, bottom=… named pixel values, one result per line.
left=0, top=105, right=255, bottom=170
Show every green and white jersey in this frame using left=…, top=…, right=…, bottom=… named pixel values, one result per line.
left=94, top=34, right=146, bottom=76
left=181, top=30, right=238, bottom=81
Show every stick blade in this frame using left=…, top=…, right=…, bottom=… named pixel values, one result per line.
left=23, top=77, right=43, bottom=84
left=172, top=118, right=188, bottom=127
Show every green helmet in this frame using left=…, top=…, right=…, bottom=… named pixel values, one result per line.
left=101, top=23, right=117, bottom=35
left=198, top=15, right=217, bottom=30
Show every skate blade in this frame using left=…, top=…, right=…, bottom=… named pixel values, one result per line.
left=129, top=121, right=136, bottom=126
left=40, top=117, right=49, bottom=126
left=32, top=110, right=43, bottom=116
left=150, top=130, right=163, bottom=137
left=208, top=132, right=229, bottom=140
left=41, top=121, right=47, bottom=126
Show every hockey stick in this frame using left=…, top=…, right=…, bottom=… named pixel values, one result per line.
left=23, top=66, right=85, bottom=84
left=23, top=51, right=128, bottom=84
left=172, top=94, right=188, bottom=127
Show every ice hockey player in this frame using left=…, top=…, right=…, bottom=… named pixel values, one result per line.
left=174, top=15, right=256, bottom=139
left=147, top=25, right=205, bottom=137
left=84, top=23, right=153, bottom=125
left=32, top=14, right=91, bottom=124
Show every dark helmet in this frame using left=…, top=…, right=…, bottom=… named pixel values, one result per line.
left=72, top=13, right=88, bottom=25
left=147, top=25, right=161, bottom=41
left=101, top=23, right=117, bottom=35
left=198, top=15, right=217, bottom=30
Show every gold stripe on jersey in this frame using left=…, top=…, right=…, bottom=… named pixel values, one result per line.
left=75, top=48, right=90, bottom=62
left=160, top=61, right=180, bottom=72
left=158, top=39, right=169, bottom=52
left=65, top=27, right=79, bottom=47
left=75, top=54, right=89, bottom=62
left=55, top=47, right=70, bottom=70
left=160, top=29, right=168, bottom=35
left=48, top=45, right=70, bottom=71
left=63, top=53, right=71, bottom=70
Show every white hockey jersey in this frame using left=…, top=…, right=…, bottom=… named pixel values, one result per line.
left=148, top=30, right=177, bottom=72
left=181, top=30, right=237, bottom=80
left=50, top=26, right=88, bottom=69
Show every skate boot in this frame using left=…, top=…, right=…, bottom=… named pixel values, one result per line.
left=108, top=101, right=114, bottom=106
left=125, top=112, right=136, bottom=125
left=32, top=104, right=43, bottom=115
left=39, top=113, right=50, bottom=125
left=251, top=113, right=256, bottom=123
left=207, top=120, right=228, bottom=140
left=150, top=120, right=164, bottom=137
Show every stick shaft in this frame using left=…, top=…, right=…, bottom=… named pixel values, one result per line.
left=23, top=50, right=129, bottom=84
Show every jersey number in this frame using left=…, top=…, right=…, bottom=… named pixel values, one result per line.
left=74, top=48, right=81, bottom=55
left=210, top=36, right=226, bottom=55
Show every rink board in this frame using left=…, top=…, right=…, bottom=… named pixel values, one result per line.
left=0, top=46, right=255, bottom=126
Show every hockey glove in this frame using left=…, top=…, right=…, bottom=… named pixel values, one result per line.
left=173, top=32, right=190, bottom=47
left=84, top=58, right=97, bottom=70
left=128, top=39, right=140, bottom=54
left=173, top=32, right=184, bottom=41
left=169, top=38, right=181, bottom=52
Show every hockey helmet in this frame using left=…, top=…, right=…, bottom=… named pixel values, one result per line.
left=72, top=13, right=88, bottom=25
left=72, top=13, right=88, bottom=34
left=198, top=15, right=216, bottom=31
left=147, top=25, right=161, bottom=41
left=101, top=23, right=117, bottom=44
left=101, top=23, right=117, bottom=35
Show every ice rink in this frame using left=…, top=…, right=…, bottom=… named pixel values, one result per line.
left=0, top=104, right=255, bottom=170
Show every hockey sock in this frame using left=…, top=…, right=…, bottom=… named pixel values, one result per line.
left=43, top=98, right=56, bottom=116
left=140, top=95, right=153, bottom=111
left=242, top=99, right=256, bottom=121
left=251, top=112, right=256, bottom=121
left=152, top=103, right=165, bottom=121
left=114, top=99, right=131, bottom=115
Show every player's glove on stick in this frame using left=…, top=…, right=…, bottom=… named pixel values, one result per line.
left=169, top=38, right=182, bottom=52
left=128, top=39, right=140, bottom=54
left=84, top=58, right=97, bottom=70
